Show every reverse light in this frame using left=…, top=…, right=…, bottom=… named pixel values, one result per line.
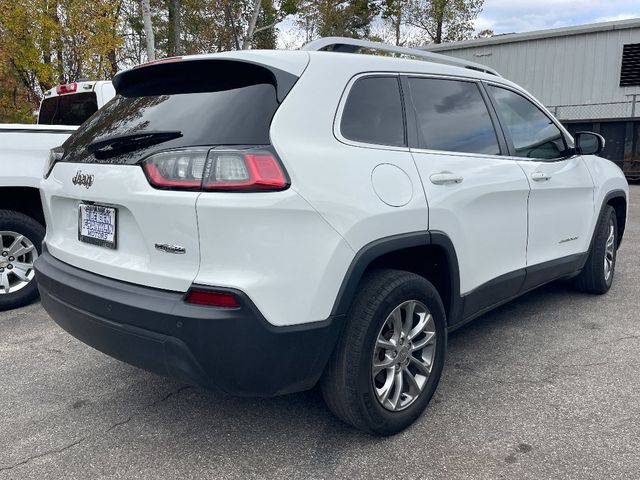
left=141, top=150, right=207, bottom=189
left=140, top=148, right=288, bottom=192
left=186, top=290, right=240, bottom=308
left=56, top=83, right=77, bottom=95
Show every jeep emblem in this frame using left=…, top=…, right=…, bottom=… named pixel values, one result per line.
left=72, top=171, right=94, bottom=189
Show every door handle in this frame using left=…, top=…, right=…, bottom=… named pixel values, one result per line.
left=531, top=171, right=552, bottom=181
left=430, top=172, right=464, bottom=185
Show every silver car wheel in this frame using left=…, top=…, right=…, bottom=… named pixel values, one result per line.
left=371, top=300, right=437, bottom=412
left=604, top=219, right=615, bottom=282
left=0, top=231, right=38, bottom=295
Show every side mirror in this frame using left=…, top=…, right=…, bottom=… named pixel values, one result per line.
left=575, top=131, right=605, bottom=156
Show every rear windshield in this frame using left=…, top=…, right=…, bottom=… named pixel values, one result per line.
left=61, top=60, right=291, bottom=165
left=38, top=92, right=98, bottom=126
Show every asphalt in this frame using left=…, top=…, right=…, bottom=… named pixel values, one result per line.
left=1, top=185, right=638, bottom=480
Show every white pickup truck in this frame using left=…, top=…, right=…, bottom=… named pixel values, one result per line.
left=0, top=80, right=114, bottom=310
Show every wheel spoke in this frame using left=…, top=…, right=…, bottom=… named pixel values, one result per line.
left=408, top=313, right=431, bottom=340
left=391, top=308, right=403, bottom=340
left=10, top=243, right=34, bottom=258
left=403, top=366, right=421, bottom=396
left=389, top=370, right=404, bottom=409
left=372, top=356, right=395, bottom=375
left=411, top=330, right=436, bottom=351
left=402, top=301, right=416, bottom=337
left=409, top=355, right=432, bottom=376
left=377, top=371, right=396, bottom=405
left=376, top=337, right=395, bottom=350
left=7, top=235, right=25, bottom=256
left=11, top=264, right=31, bottom=282
left=0, top=273, right=9, bottom=292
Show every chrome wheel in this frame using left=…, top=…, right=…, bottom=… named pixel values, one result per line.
left=604, top=219, right=616, bottom=282
left=0, top=231, right=38, bottom=295
left=371, top=300, right=437, bottom=412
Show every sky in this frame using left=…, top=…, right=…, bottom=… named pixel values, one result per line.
left=278, top=0, right=640, bottom=48
left=475, top=0, right=640, bottom=34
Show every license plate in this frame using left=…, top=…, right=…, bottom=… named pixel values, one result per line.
left=78, top=204, right=117, bottom=249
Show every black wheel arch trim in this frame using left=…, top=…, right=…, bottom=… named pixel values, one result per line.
left=330, top=231, right=462, bottom=325
left=596, top=189, right=627, bottom=249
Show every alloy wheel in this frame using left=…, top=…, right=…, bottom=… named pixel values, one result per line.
left=0, top=231, right=38, bottom=295
left=371, top=300, right=437, bottom=411
left=604, top=219, right=616, bottom=282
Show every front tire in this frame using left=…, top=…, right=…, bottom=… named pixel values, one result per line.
left=321, top=269, right=447, bottom=436
left=575, top=205, right=618, bottom=294
left=0, top=210, right=44, bottom=311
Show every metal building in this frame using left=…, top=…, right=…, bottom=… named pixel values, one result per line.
left=422, top=19, right=640, bottom=178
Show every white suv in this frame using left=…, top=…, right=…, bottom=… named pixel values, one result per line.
left=35, top=38, right=629, bottom=435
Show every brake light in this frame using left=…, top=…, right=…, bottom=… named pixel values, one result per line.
left=140, top=148, right=289, bottom=192
left=56, top=83, right=77, bottom=95
left=186, top=290, right=240, bottom=308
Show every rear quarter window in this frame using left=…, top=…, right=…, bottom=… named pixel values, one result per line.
left=340, top=76, right=406, bottom=147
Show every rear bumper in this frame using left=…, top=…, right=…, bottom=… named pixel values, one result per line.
left=34, top=249, right=344, bottom=396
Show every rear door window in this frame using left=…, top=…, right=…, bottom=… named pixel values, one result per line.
left=340, top=76, right=406, bottom=147
left=487, top=85, right=568, bottom=159
left=407, top=77, right=500, bottom=155
left=38, top=92, right=98, bottom=126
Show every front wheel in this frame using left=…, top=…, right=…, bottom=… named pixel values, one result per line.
left=0, top=210, right=44, bottom=311
left=575, top=205, right=618, bottom=294
left=320, top=269, right=447, bottom=436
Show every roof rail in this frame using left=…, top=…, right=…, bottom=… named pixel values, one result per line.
left=301, top=37, right=500, bottom=77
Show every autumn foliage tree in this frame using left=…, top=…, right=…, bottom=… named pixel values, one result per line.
left=0, top=0, right=487, bottom=122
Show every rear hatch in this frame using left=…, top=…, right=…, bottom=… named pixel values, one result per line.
left=42, top=53, right=307, bottom=292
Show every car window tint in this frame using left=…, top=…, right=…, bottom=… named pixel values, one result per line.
left=408, top=77, right=500, bottom=155
left=38, top=93, right=98, bottom=126
left=341, top=76, right=406, bottom=147
left=488, top=86, right=567, bottom=159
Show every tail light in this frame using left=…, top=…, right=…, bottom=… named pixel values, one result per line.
left=44, top=147, right=64, bottom=179
left=141, top=148, right=289, bottom=192
left=186, top=289, right=240, bottom=308
left=56, top=83, right=77, bottom=95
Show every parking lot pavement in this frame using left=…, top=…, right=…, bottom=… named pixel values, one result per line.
left=0, top=186, right=638, bottom=480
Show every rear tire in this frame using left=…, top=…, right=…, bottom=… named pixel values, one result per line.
left=0, top=210, right=44, bottom=311
left=575, top=205, right=617, bottom=294
left=321, top=269, right=447, bottom=436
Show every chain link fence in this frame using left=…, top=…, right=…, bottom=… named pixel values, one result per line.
left=547, top=95, right=640, bottom=121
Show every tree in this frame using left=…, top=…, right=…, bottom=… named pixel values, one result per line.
left=407, top=0, right=484, bottom=44
left=167, top=0, right=182, bottom=55
left=380, top=0, right=406, bottom=46
left=293, top=0, right=379, bottom=41
left=141, top=0, right=155, bottom=60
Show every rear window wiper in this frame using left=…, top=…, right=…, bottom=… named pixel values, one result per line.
left=88, top=130, right=183, bottom=158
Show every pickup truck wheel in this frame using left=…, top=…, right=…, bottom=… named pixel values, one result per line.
left=321, top=269, right=446, bottom=436
left=0, top=210, right=44, bottom=311
left=575, top=205, right=618, bottom=294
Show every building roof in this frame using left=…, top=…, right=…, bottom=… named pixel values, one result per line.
left=421, top=18, right=640, bottom=52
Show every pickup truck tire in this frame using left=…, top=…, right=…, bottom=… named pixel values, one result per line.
left=0, top=210, right=44, bottom=311
left=575, top=206, right=618, bottom=295
left=321, top=269, right=446, bottom=436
